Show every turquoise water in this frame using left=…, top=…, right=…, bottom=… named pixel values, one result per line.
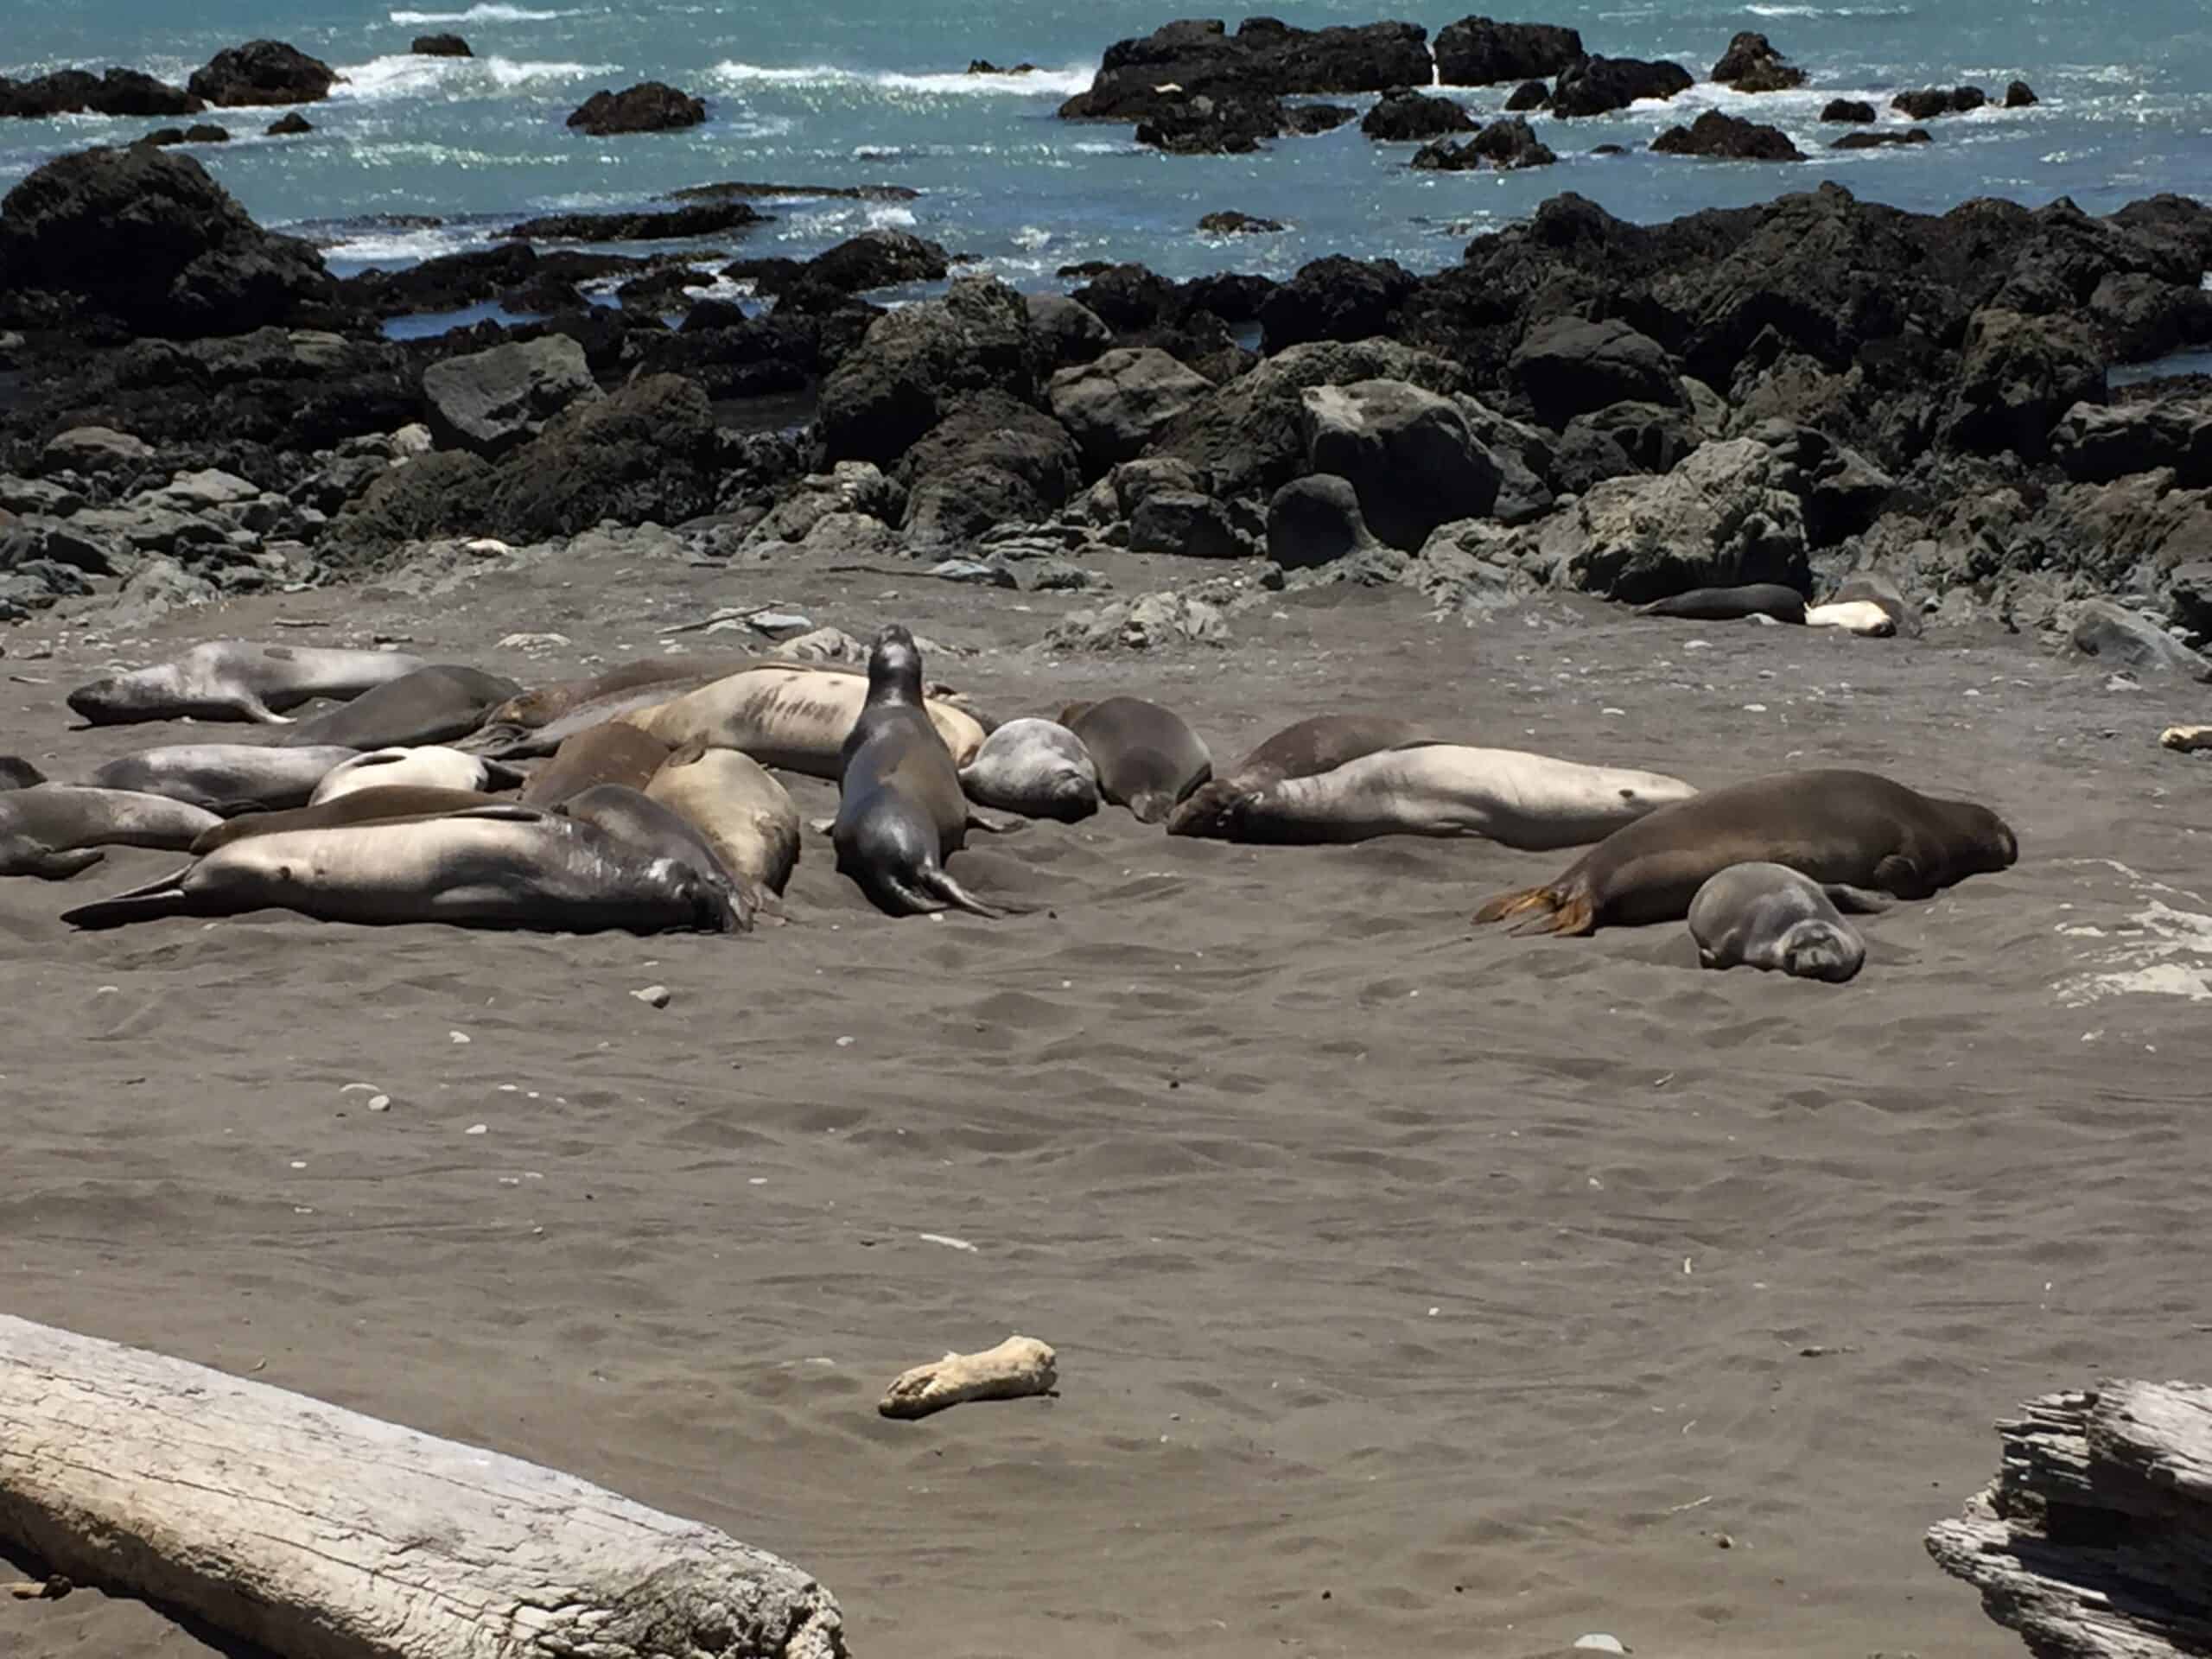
left=3, top=0, right=2207, bottom=284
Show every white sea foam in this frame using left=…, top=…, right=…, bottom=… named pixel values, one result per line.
left=486, top=55, right=613, bottom=86
left=389, top=4, right=584, bottom=22
left=713, top=59, right=1092, bottom=98
left=330, top=53, right=615, bottom=99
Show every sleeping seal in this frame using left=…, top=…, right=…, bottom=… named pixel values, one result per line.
left=518, top=721, right=673, bottom=808
left=1167, top=746, right=1694, bottom=849
left=958, top=719, right=1099, bottom=823
left=190, top=786, right=497, bottom=854
left=91, top=745, right=362, bottom=813
left=61, top=804, right=740, bottom=934
left=1058, top=696, right=1211, bottom=824
left=67, top=643, right=426, bottom=727
left=1688, top=861, right=1890, bottom=983
left=556, top=783, right=751, bottom=931
left=1168, top=713, right=1428, bottom=836
left=645, top=743, right=802, bottom=900
left=486, top=656, right=756, bottom=733
left=1, top=757, right=46, bottom=791
left=1805, top=601, right=1897, bottom=637
left=276, top=665, right=522, bottom=751
left=1474, top=769, right=2017, bottom=937
left=309, top=747, right=524, bottom=804
left=624, top=664, right=988, bottom=779
left=1637, top=585, right=1808, bottom=624
left=833, top=626, right=1003, bottom=917
left=0, top=786, right=223, bottom=878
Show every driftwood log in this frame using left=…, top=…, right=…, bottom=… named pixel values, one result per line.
left=0, top=1314, right=846, bottom=1659
left=1926, top=1379, right=2212, bottom=1659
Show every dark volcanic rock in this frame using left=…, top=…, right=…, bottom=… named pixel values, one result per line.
left=422, top=334, right=601, bottom=458
left=566, top=81, right=705, bottom=136
left=486, top=372, right=722, bottom=538
left=2051, top=399, right=2212, bottom=486
left=411, top=34, right=472, bottom=56
left=2005, top=79, right=2038, bottom=108
left=1942, top=306, right=2104, bottom=458
left=1268, top=473, right=1381, bottom=568
left=668, top=180, right=920, bottom=203
left=1061, top=18, right=1431, bottom=123
left=1198, top=210, right=1284, bottom=235
left=1432, top=16, right=1582, bottom=85
left=1282, top=101, right=1357, bottom=135
left=266, top=111, right=314, bottom=135
left=1300, top=377, right=1501, bottom=550
left=1069, top=264, right=1177, bottom=331
left=1129, top=489, right=1246, bottom=558
left=1891, top=86, right=1986, bottom=120
left=1026, top=293, right=1113, bottom=368
left=817, top=276, right=1039, bottom=467
left=1821, top=99, right=1876, bottom=123
left=1409, top=115, right=1555, bottom=169
left=0, top=68, right=204, bottom=119
left=1258, top=257, right=1419, bottom=353
left=1360, top=87, right=1475, bottom=141
left=188, top=41, right=336, bottom=107
left=1510, top=315, right=1682, bottom=427
left=0, top=146, right=327, bottom=337
left=1709, top=31, right=1803, bottom=92
left=1049, top=346, right=1214, bottom=472
left=1652, top=110, right=1803, bottom=162
left=503, top=202, right=763, bottom=243
left=804, top=229, right=949, bottom=292
left=1504, top=79, right=1549, bottom=111
left=183, top=124, right=232, bottom=143
left=1831, top=128, right=1932, bottom=149
left=899, top=390, right=1080, bottom=546
left=1135, top=92, right=1295, bottom=153
left=1551, top=55, right=1692, bottom=118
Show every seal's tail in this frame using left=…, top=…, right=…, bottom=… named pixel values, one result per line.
left=1472, top=884, right=1596, bottom=936
left=922, top=867, right=1012, bottom=919
left=59, top=868, right=195, bottom=930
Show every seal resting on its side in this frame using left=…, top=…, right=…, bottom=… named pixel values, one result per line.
left=189, top=786, right=497, bottom=854
left=1169, top=713, right=1429, bottom=836
left=645, top=742, right=802, bottom=902
left=556, top=783, right=751, bottom=931
left=1805, top=600, right=1897, bottom=636
left=276, top=665, right=522, bottom=750
left=1637, top=585, right=1807, bottom=624
left=67, top=643, right=427, bottom=726
left=1059, top=696, right=1211, bottom=824
left=309, top=747, right=524, bottom=804
left=625, top=663, right=988, bottom=779
left=517, top=721, right=673, bottom=807
left=1688, top=861, right=1892, bottom=983
left=958, top=719, right=1099, bottom=823
left=0, top=786, right=223, bottom=878
left=485, top=656, right=757, bottom=733
left=91, top=744, right=362, bottom=813
left=1474, top=769, right=2017, bottom=936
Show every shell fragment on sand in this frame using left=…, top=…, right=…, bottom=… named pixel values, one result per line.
left=879, top=1333, right=1058, bottom=1420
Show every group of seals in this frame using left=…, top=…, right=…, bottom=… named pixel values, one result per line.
left=1632, top=581, right=1907, bottom=638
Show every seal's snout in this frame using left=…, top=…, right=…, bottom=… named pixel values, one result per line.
left=67, top=679, right=119, bottom=721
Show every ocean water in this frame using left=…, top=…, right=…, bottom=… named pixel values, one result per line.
left=2, top=0, right=2208, bottom=290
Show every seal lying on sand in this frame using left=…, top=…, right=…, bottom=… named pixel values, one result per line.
left=646, top=743, right=801, bottom=902
left=309, top=747, right=524, bottom=804
left=0, top=757, right=46, bottom=791
left=1637, top=585, right=1808, bottom=624
left=556, top=783, right=751, bottom=931
left=276, top=665, right=521, bottom=750
left=1169, top=714, right=1428, bottom=835
left=1474, top=769, right=2018, bottom=936
left=625, top=664, right=988, bottom=779
left=1168, top=746, right=1694, bottom=849
left=485, top=656, right=757, bottom=733
left=958, top=719, right=1099, bottom=823
left=461, top=676, right=728, bottom=760
left=518, top=722, right=672, bottom=807
left=189, top=786, right=496, bottom=854
left=1059, top=697, right=1211, bottom=824
left=91, top=745, right=362, bottom=813
left=1688, top=861, right=1891, bottom=983
left=834, top=626, right=1006, bottom=918
left=67, top=643, right=426, bottom=726
left=1805, top=601, right=1897, bottom=637
left=62, top=804, right=741, bottom=934
left=0, top=786, right=223, bottom=878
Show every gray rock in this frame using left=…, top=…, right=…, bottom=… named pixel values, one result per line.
left=1943, top=307, right=2105, bottom=460
left=71, top=503, right=227, bottom=555
left=0, top=477, right=85, bottom=516
left=1267, top=474, right=1381, bottom=569
left=41, top=425, right=155, bottom=474
left=1299, top=378, right=1502, bottom=550
left=9, top=518, right=126, bottom=575
left=1128, top=490, right=1248, bottom=559
left=1452, top=397, right=1555, bottom=524
left=2068, top=599, right=2212, bottom=679
left=928, top=557, right=1019, bottom=587
left=1408, top=518, right=1540, bottom=615
left=747, top=461, right=905, bottom=545
left=2051, top=398, right=2212, bottom=486
left=772, top=626, right=869, bottom=664
left=1025, top=292, right=1112, bottom=370
left=1509, top=316, right=1684, bottom=428
left=106, top=555, right=220, bottom=627
left=899, top=391, right=1080, bottom=549
left=422, top=334, right=602, bottom=459
left=1049, top=346, right=1215, bottom=473
left=2164, top=560, right=2212, bottom=637
left=1045, top=589, right=1230, bottom=652
left=794, top=510, right=900, bottom=560
left=151, top=467, right=258, bottom=511
left=818, top=276, right=1040, bottom=467
left=1026, top=557, right=1109, bottom=592
left=1096, top=456, right=1207, bottom=519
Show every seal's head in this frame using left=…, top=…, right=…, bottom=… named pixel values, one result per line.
left=867, top=624, right=925, bottom=707
left=1947, top=801, right=2019, bottom=877
left=1778, top=919, right=1864, bottom=984
left=1164, top=779, right=1255, bottom=839
left=67, top=668, right=173, bottom=726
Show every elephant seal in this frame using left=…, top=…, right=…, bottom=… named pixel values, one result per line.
left=646, top=742, right=802, bottom=900
left=1168, top=746, right=1694, bottom=849
left=518, top=721, right=673, bottom=808
left=486, top=656, right=758, bottom=733
left=276, top=665, right=522, bottom=751
left=1637, top=585, right=1807, bottom=625
left=62, top=804, right=741, bottom=934
left=1688, top=861, right=1891, bottom=984
left=67, top=643, right=427, bottom=727
left=190, top=786, right=497, bottom=854
left=958, top=719, right=1098, bottom=823
left=1474, top=769, right=2018, bottom=937
left=462, top=675, right=728, bottom=760
left=834, top=626, right=1003, bottom=917
left=0, top=757, right=46, bottom=791
left=556, top=783, right=751, bottom=931
left=1169, top=714, right=1427, bottom=835
left=91, top=745, right=362, bottom=813
left=309, top=747, right=525, bottom=805
left=624, top=664, right=988, bottom=779
left=1806, top=601, right=1897, bottom=637
left=0, top=786, right=224, bottom=878
left=1058, top=696, right=1211, bottom=824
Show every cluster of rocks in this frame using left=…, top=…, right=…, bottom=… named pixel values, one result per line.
left=0, top=39, right=338, bottom=122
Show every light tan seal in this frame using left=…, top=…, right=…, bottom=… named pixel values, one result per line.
left=309, top=747, right=524, bottom=804
left=624, top=663, right=988, bottom=779
left=190, top=786, right=497, bottom=854
left=517, top=722, right=674, bottom=808
left=646, top=742, right=802, bottom=903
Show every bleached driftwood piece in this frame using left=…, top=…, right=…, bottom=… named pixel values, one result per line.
left=0, top=1314, right=845, bottom=1659
left=1926, top=1379, right=2212, bottom=1659
left=878, top=1335, right=1057, bottom=1421
left=2161, top=726, right=2212, bottom=753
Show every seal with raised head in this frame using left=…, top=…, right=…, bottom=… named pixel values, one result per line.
left=625, top=663, right=989, bottom=779
left=310, top=747, right=525, bottom=805
left=958, top=719, right=1099, bottom=823
left=1168, top=713, right=1427, bottom=835
left=1688, top=861, right=1891, bottom=983
left=92, top=744, right=362, bottom=813
left=1637, top=585, right=1808, bottom=625
left=1058, top=696, right=1211, bottom=824
left=1473, top=769, right=2018, bottom=937
left=276, top=665, right=522, bottom=751
left=1, top=757, right=46, bottom=791
left=190, top=786, right=496, bottom=854
left=1170, top=746, right=1694, bottom=849
left=833, top=626, right=1005, bottom=917
left=645, top=742, right=801, bottom=901
left=556, top=783, right=751, bottom=931
left=518, top=721, right=673, bottom=808
left=67, top=643, right=427, bottom=727
left=62, top=804, right=741, bottom=934
left=0, top=786, right=224, bottom=878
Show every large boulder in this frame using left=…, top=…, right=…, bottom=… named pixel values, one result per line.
left=1060, top=18, right=1432, bottom=122
left=899, top=391, right=1081, bottom=547
left=817, top=276, right=1039, bottom=467
left=1299, top=378, right=1502, bottom=550
left=1550, top=55, right=1691, bottom=118
left=1135, top=91, right=1285, bottom=154
left=0, top=68, right=204, bottom=118
left=1943, top=306, right=2105, bottom=458
left=1258, top=256, right=1418, bottom=353
left=2051, top=399, right=2212, bottom=486
left=1360, top=88, right=1474, bottom=141
left=421, top=335, right=601, bottom=458
left=1267, top=474, right=1384, bottom=568
left=1891, top=86, right=1986, bottom=120
left=1128, top=490, right=1247, bottom=559
left=1709, top=32, right=1802, bottom=92
left=1026, top=293, right=1112, bottom=368
left=803, top=229, right=950, bottom=293
left=1509, top=315, right=1683, bottom=427
left=482, top=373, right=722, bottom=540
left=1651, top=111, right=1802, bottom=162
left=1048, top=346, right=1215, bottom=473
left=1408, top=114, right=1554, bottom=170
left=1432, top=17, right=1582, bottom=85
left=2068, top=599, right=2212, bottom=679
left=0, top=146, right=327, bottom=336
left=566, top=82, right=705, bottom=135
left=187, top=41, right=336, bottom=106
left=1551, top=400, right=1700, bottom=493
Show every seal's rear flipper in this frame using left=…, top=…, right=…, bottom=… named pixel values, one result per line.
left=1473, top=885, right=1557, bottom=926
left=60, top=867, right=197, bottom=929
left=1513, top=894, right=1593, bottom=937
left=965, top=810, right=1026, bottom=836
left=1822, top=883, right=1896, bottom=914
left=0, top=756, right=46, bottom=791
left=920, top=868, right=1008, bottom=919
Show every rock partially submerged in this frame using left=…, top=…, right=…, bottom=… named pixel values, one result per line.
left=1551, top=55, right=1692, bottom=118
left=1891, top=86, right=1987, bottom=120
left=1652, top=111, right=1803, bottom=162
left=1061, top=17, right=1431, bottom=124
left=1432, top=17, right=1582, bottom=86
left=1709, top=31, right=1803, bottom=92
left=1198, top=210, right=1284, bottom=235
left=1360, top=87, right=1474, bottom=141
left=567, top=81, right=705, bottom=135
left=1410, top=115, right=1556, bottom=170
left=411, top=34, right=472, bottom=56
left=188, top=40, right=337, bottom=106
left=0, top=68, right=203, bottom=119
left=503, top=202, right=764, bottom=243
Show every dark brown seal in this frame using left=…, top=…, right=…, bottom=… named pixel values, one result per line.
left=1167, top=713, right=1426, bottom=836
left=518, top=721, right=673, bottom=808
left=1637, top=584, right=1807, bottom=624
left=1473, top=769, right=2017, bottom=936
left=276, top=665, right=522, bottom=750
left=189, top=785, right=496, bottom=854
left=1058, top=696, right=1212, bottom=824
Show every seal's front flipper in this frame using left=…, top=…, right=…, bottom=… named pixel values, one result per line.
left=26, top=848, right=105, bottom=880
left=1870, top=855, right=1930, bottom=899
left=60, top=866, right=196, bottom=929
left=1822, top=883, right=1896, bottom=914
left=964, top=810, right=1026, bottom=836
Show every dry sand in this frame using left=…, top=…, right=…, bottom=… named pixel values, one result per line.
left=4, top=537, right=2211, bottom=1659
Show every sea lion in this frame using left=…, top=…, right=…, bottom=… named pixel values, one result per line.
left=0, top=786, right=223, bottom=878
left=958, top=719, right=1099, bottom=823
left=309, top=747, right=526, bottom=805
left=517, top=722, right=673, bottom=808
left=91, top=744, right=362, bottom=814
left=1167, top=746, right=1694, bottom=849
left=190, top=786, right=498, bottom=854
left=485, top=656, right=757, bottom=733
left=1168, top=714, right=1428, bottom=835
left=1473, top=769, right=2018, bottom=937
left=66, top=643, right=427, bottom=726
left=61, top=804, right=741, bottom=934
left=624, top=664, right=988, bottom=779
left=645, top=742, right=802, bottom=899
left=1688, top=861, right=1891, bottom=983
left=276, top=665, right=522, bottom=751
left=1637, top=585, right=1808, bottom=624
left=833, top=626, right=1003, bottom=917
left=1805, top=601, right=1897, bottom=637
left=1058, top=696, right=1211, bottom=824
left=0, top=757, right=45, bottom=791
left=556, top=783, right=751, bottom=931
